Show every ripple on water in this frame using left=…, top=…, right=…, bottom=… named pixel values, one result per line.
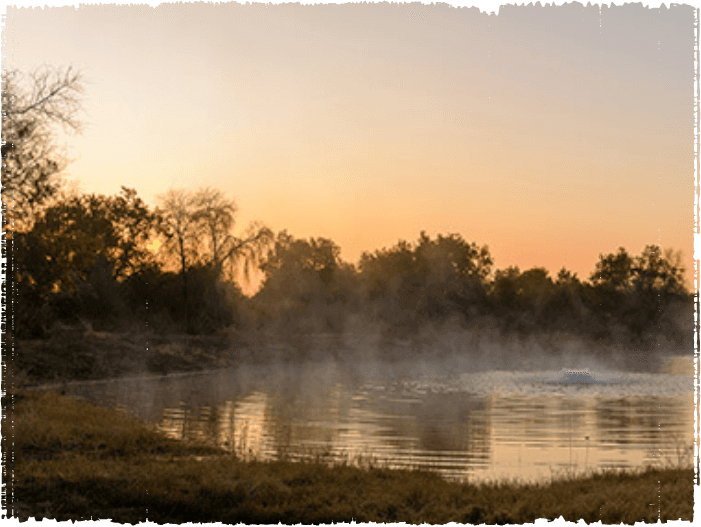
left=397, top=369, right=694, bottom=398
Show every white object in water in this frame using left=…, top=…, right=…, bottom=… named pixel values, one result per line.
left=543, top=368, right=614, bottom=385
left=562, top=370, right=595, bottom=383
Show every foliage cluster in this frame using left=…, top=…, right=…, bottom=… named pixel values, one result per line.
left=253, top=230, right=691, bottom=351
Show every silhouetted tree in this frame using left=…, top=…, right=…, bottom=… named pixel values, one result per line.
left=414, top=232, right=493, bottom=319
left=3, top=66, right=84, bottom=338
left=517, top=267, right=555, bottom=323
left=583, top=245, right=690, bottom=342
left=359, top=240, right=416, bottom=301
left=625, top=245, right=689, bottom=340
left=587, top=246, right=635, bottom=318
left=156, top=187, right=272, bottom=332
left=590, top=247, right=634, bottom=292
left=155, top=189, right=200, bottom=330
left=255, top=231, right=355, bottom=333
left=632, top=245, right=686, bottom=294
left=193, top=187, right=237, bottom=274
left=547, top=267, right=588, bottom=330
left=182, top=264, right=246, bottom=334
left=106, top=187, right=159, bottom=278
left=489, top=266, right=522, bottom=311
left=488, top=266, right=561, bottom=331
left=358, top=239, right=423, bottom=333
left=357, top=232, right=492, bottom=332
left=2, top=66, right=83, bottom=229
left=14, top=188, right=158, bottom=334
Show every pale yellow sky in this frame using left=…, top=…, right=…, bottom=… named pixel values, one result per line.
left=4, top=2, right=695, bottom=281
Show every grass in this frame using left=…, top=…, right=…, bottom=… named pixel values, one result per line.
left=3, top=390, right=694, bottom=524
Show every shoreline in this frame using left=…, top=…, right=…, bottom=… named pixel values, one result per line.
left=8, top=330, right=691, bottom=390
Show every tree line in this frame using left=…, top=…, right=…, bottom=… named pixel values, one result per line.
left=253, top=230, right=690, bottom=347
left=2, top=67, right=693, bottom=349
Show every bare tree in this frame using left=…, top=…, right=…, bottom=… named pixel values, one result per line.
left=2, top=66, right=83, bottom=229
left=218, top=220, right=273, bottom=284
left=157, top=186, right=272, bottom=330
left=155, top=189, right=200, bottom=328
left=193, top=187, right=272, bottom=281
left=193, top=187, right=237, bottom=272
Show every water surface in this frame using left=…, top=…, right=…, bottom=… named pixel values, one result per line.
left=63, top=355, right=695, bottom=483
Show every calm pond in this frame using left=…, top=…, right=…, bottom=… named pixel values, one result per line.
left=62, top=354, right=695, bottom=484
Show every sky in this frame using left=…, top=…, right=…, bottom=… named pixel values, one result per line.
left=3, top=1, right=696, bottom=284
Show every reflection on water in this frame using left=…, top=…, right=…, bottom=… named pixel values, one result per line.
left=64, top=356, right=695, bottom=483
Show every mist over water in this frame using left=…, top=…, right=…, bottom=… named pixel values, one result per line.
left=61, top=331, right=695, bottom=484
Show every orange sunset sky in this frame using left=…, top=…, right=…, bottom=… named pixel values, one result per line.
left=4, top=1, right=696, bottom=285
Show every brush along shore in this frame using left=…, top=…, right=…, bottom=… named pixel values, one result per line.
left=8, top=327, right=685, bottom=390
left=3, top=391, right=693, bottom=524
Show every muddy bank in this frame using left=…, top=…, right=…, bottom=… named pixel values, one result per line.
left=6, top=330, right=251, bottom=388
left=6, top=327, right=373, bottom=388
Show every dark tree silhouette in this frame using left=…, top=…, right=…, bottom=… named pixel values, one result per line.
left=13, top=187, right=158, bottom=335
left=2, top=66, right=83, bottom=229
left=155, top=189, right=199, bottom=331
left=156, top=187, right=272, bottom=332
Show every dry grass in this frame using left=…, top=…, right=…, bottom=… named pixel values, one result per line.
left=4, top=391, right=694, bottom=524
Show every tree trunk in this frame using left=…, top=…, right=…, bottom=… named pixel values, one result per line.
left=178, top=236, right=190, bottom=332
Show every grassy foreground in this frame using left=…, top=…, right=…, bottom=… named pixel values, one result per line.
left=3, top=391, right=694, bottom=524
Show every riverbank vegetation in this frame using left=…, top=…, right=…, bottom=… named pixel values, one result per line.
left=5, top=391, right=694, bottom=524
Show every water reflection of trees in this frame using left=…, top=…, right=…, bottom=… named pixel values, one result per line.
left=593, top=396, right=691, bottom=448
left=151, top=379, right=692, bottom=482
